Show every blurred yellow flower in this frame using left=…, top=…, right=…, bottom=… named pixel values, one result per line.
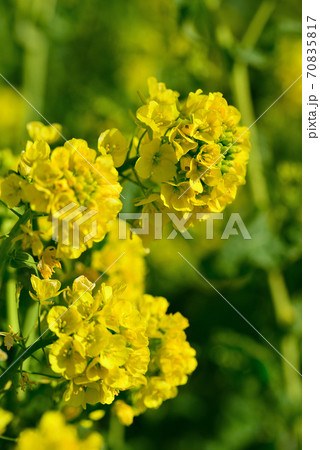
left=0, top=408, right=13, bottom=436
left=112, top=400, right=135, bottom=426
left=92, top=219, right=147, bottom=300
left=12, top=224, right=44, bottom=257
left=0, top=173, right=26, bottom=208
left=26, top=122, right=62, bottom=144
left=16, top=411, right=103, bottom=450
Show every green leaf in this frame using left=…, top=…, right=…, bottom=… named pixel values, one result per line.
left=10, top=251, right=38, bottom=271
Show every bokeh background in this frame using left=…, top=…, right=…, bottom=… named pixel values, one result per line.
left=0, top=0, right=301, bottom=449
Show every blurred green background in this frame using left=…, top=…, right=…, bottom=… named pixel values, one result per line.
left=0, top=0, right=301, bottom=449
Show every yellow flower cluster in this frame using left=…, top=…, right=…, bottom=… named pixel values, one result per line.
left=42, top=272, right=196, bottom=418
left=47, top=276, right=150, bottom=408
left=113, top=294, right=197, bottom=425
left=16, top=411, right=103, bottom=450
left=0, top=122, right=123, bottom=258
left=133, top=77, right=250, bottom=224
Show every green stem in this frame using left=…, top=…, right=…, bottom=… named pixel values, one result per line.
left=118, top=156, right=138, bottom=174
left=21, top=370, right=61, bottom=379
left=132, top=167, right=147, bottom=196
left=6, top=268, right=20, bottom=335
left=0, top=335, right=56, bottom=389
left=0, top=200, right=21, bottom=217
left=0, top=208, right=33, bottom=288
left=108, top=415, right=125, bottom=450
left=0, top=435, right=17, bottom=442
left=232, top=64, right=270, bottom=209
left=120, top=174, right=141, bottom=187
left=241, top=1, right=275, bottom=49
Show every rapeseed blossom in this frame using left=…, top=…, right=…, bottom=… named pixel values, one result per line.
left=0, top=122, right=122, bottom=258
left=0, top=77, right=250, bottom=433
left=132, top=77, right=250, bottom=227
left=47, top=276, right=150, bottom=408
left=42, top=269, right=196, bottom=418
left=112, top=294, right=197, bottom=424
left=16, top=410, right=103, bottom=450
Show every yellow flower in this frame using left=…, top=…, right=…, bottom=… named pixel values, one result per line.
left=98, top=128, right=128, bottom=168
left=147, top=77, right=179, bottom=105
left=26, top=121, right=62, bottom=144
left=136, top=78, right=179, bottom=136
left=0, top=325, right=25, bottom=351
left=0, top=408, right=13, bottom=435
left=135, top=138, right=177, bottom=183
left=12, top=224, right=44, bottom=257
left=0, top=332, right=14, bottom=351
left=6, top=124, right=123, bottom=259
left=169, top=125, right=197, bottom=160
left=37, top=246, right=61, bottom=279
left=76, top=323, right=110, bottom=358
left=160, top=181, right=195, bottom=211
left=16, top=411, right=103, bottom=450
left=0, top=348, right=8, bottom=361
left=18, top=140, right=51, bottom=176
left=88, top=410, right=105, bottom=421
left=49, top=336, right=87, bottom=379
left=135, top=377, right=177, bottom=410
left=112, top=400, right=135, bottom=426
left=0, top=173, right=26, bottom=208
left=99, top=333, right=129, bottom=369
left=29, top=275, right=62, bottom=305
left=47, top=306, right=82, bottom=337
left=132, top=80, right=250, bottom=230
left=47, top=276, right=150, bottom=407
left=125, top=294, right=197, bottom=419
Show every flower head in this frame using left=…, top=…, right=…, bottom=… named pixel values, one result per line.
left=47, top=276, right=150, bottom=408
left=30, top=275, right=62, bottom=305
left=132, top=78, right=250, bottom=231
left=135, top=138, right=177, bottom=183
left=0, top=123, right=123, bottom=258
left=16, top=411, right=103, bottom=450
